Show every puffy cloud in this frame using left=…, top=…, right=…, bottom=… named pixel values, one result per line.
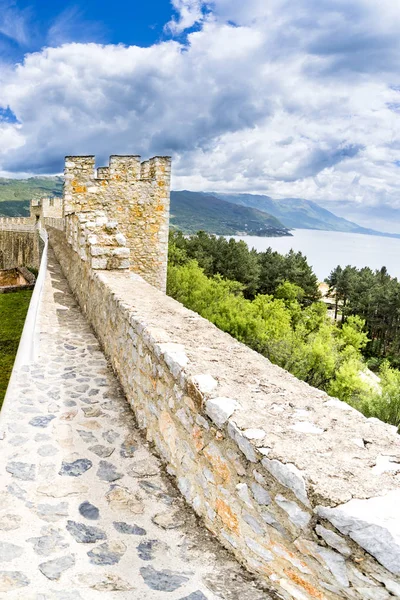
left=0, top=0, right=399, bottom=212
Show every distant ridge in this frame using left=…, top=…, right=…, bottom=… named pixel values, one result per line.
left=0, top=176, right=399, bottom=239
left=170, top=190, right=291, bottom=236
left=213, top=193, right=400, bottom=239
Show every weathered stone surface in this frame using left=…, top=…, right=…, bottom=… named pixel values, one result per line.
left=38, top=555, right=75, bottom=580
left=0, top=514, right=22, bottom=531
left=106, top=485, right=144, bottom=514
left=180, top=593, right=208, bottom=600
left=66, top=520, right=106, bottom=543
left=152, top=510, right=186, bottom=530
left=137, top=539, right=168, bottom=561
left=59, top=458, right=92, bottom=477
left=6, top=461, right=35, bottom=481
left=87, top=541, right=126, bottom=565
left=275, top=494, right=311, bottom=529
left=88, top=444, right=114, bottom=458
left=317, top=490, right=400, bottom=574
left=36, top=502, right=69, bottom=522
left=262, top=458, right=310, bottom=507
left=77, top=572, right=134, bottom=591
left=0, top=542, right=24, bottom=562
left=29, top=415, right=56, bottom=428
left=0, top=571, right=30, bottom=592
left=113, top=521, right=146, bottom=535
left=28, top=527, right=68, bottom=556
left=79, top=501, right=99, bottom=520
left=97, top=460, right=123, bottom=482
left=140, top=566, right=190, bottom=592
left=205, top=397, right=239, bottom=427
left=127, top=458, right=159, bottom=478
left=315, top=525, right=351, bottom=557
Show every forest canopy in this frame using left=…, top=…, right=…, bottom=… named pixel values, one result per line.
left=168, top=231, right=400, bottom=430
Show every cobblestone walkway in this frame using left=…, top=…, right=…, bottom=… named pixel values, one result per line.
left=0, top=250, right=274, bottom=599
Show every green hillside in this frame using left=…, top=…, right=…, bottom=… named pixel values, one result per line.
left=170, top=191, right=291, bottom=236
left=0, top=176, right=62, bottom=216
left=214, top=193, right=400, bottom=239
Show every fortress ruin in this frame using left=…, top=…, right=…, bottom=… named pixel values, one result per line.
left=0, top=155, right=399, bottom=599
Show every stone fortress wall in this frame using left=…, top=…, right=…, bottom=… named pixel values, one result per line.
left=63, top=155, right=171, bottom=290
left=2, top=154, right=400, bottom=599
left=43, top=156, right=400, bottom=600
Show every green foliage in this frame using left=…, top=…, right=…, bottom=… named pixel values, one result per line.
left=326, top=263, right=400, bottom=367
left=169, top=231, right=319, bottom=302
left=0, top=290, right=32, bottom=405
left=360, top=362, right=400, bottom=429
left=168, top=231, right=400, bottom=428
left=0, top=177, right=62, bottom=216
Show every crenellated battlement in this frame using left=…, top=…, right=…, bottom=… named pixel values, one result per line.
left=63, top=154, right=171, bottom=290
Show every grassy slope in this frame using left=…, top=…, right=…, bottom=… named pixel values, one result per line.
left=0, top=176, right=63, bottom=217
left=0, top=290, right=32, bottom=406
left=170, top=191, right=291, bottom=236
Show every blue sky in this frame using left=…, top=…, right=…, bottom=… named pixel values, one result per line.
left=0, top=0, right=399, bottom=228
left=0, top=0, right=183, bottom=60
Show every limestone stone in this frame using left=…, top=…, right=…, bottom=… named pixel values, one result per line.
left=0, top=571, right=30, bottom=592
left=140, top=566, right=190, bottom=592
left=262, top=458, right=310, bottom=507
left=59, top=458, right=92, bottom=477
left=205, top=397, right=240, bottom=427
left=275, top=495, right=311, bottom=529
left=316, top=489, right=400, bottom=574
left=87, top=541, right=126, bottom=565
left=315, top=525, right=351, bottom=557
left=79, top=501, right=99, bottom=520
left=38, top=555, right=75, bottom=580
left=0, top=542, right=24, bottom=562
left=66, top=520, right=106, bottom=543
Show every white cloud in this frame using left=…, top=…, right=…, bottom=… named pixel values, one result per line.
left=0, top=0, right=399, bottom=214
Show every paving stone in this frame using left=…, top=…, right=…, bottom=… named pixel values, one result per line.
left=112, top=519, right=146, bottom=536
left=120, top=434, right=137, bottom=458
left=97, top=460, right=123, bottom=482
left=102, top=430, right=119, bottom=443
left=0, top=514, right=22, bottom=531
left=38, top=445, right=59, bottom=457
left=0, top=542, right=24, bottom=562
left=0, top=571, right=30, bottom=592
left=137, top=539, right=168, bottom=561
left=6, top=461, right=36, bottom=481
left=38, top=555, right=75, bottom=580
left=88, top=444, right=114, bottom=458
left=28, top=527, right=69, bottom=556
left=77, top=430, right=97, bottom=444
left=180, top=593, right=208, bottom=600
left=152, top=510, right=186, bottom=530
left=29, top=415, right=56, bottom=428
left=140, top=566, right=190, bottom=592
left=77, top=572, right=134, bottom=591
left=59, top=458, right=92, bottom=477
left=128, top=458, right=160, bottom=478
left=36, top=502, right=69, bottom=522
left=87, top=541, right=126, bottom=565
left=66, top=520, right=107, bottom=543
left=79, top=501, right=100, bottom=520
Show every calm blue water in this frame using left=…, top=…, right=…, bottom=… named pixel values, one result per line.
left=230, top=230, right=400, bottom=281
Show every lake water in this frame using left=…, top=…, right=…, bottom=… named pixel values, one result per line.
left=230, top=230, right=400, bottom=281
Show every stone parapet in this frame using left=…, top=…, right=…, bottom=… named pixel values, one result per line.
left=65, top=211, right=130, bottom=270
left=0, top=217, right=35, bottom=231
left=48, top=225, right=400, bottom=600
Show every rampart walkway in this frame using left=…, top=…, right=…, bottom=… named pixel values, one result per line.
left=0, top=250, right=273, bottom=599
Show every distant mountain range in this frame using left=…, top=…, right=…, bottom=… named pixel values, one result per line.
left=0, top=176, right=398, bottom=239
left=213, top=193, right=400, bottom=239
left=170, top=191, right=291, bottom=236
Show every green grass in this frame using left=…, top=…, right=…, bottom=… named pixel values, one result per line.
left=0, top=290, right=32, bottom=406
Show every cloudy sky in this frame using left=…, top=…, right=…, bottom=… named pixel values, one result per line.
left=0, top=0, right=399, bottom=225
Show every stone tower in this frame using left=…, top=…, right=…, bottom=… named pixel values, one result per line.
left=63, top=155, right=171, bottom=291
